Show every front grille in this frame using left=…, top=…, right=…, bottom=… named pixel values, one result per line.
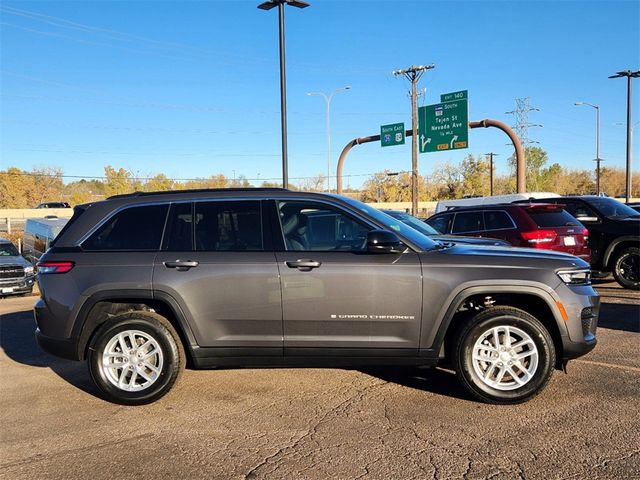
left=0, top=265, right=25, bottom=280
left=581, top=307, right=598, bottom=338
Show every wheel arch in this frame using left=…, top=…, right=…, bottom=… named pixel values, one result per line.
left=73, top=289, right=197, bottom=364
left=434, top=286, right=566, bottom=369
left=602, top=236, right=640, bottom=269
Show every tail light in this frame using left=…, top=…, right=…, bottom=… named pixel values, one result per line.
left=521, top=229, right=557, bottom=246
left=36, top=261, right=75, bottom=274
left=580, top=228, right=589, bottom=240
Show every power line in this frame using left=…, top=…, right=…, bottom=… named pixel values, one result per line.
left=0, top=169, right=406, bottom=183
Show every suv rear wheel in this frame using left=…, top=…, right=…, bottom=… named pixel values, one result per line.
left=87, top=311, right=185, bottom=405
left=613, top=246, right=639, bottom=290
left=454, top=307, right=555, bottom=404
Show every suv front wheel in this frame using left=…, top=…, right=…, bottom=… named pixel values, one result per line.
left=454, top=307, right=555, bottom=404
left=87, top=311, right=185, bottom=405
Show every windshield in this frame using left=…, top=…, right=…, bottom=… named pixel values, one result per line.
left=586, top=197, right=640, bottom=218
left=384, top=211, right=441, bottom=235
left=330, top=196, right=439, bottom=251
left=0, top=242, right=20, bottom=256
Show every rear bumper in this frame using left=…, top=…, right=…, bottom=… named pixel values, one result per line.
left=35, top=328, right=79, bottom=360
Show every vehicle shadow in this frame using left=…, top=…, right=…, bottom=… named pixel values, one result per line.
left=0, top=308, right=100, bottom=397
left=360, top=366, right=475, bottom=402
left=598, top=302, right=640, bottom=333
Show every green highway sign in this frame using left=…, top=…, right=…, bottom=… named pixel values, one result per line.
left=440, top=90, right=468, bottom=103
left=380, top=122, right=405, bottom=147
left=418, top=98, right=469, bottom=153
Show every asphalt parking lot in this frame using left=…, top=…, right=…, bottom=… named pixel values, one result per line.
left=1, top=281, right=638, bottom=480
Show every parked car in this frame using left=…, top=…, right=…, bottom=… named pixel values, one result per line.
left=22, top=216, right=70, bottom=265
left=35, top=189, right=598, bottom=405
left=382, top=210, right=510, bottom=246
left=515, top=196, right=640, bottom=289
left=435, top=192, right=560, bottom=213
left=425, top=203, right=590, bottom=262
left=0, top=238, right=36, bottom=296
left=35, top=202, right=70, bottom=209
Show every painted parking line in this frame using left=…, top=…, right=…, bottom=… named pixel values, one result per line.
left=574, top=359, right=640, bottom=373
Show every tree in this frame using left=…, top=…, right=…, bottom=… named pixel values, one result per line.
left=299, top=174, right=326, bottom=192
left=430, top=162, right=463, bottom=199
left=144, top=173, right=174, bottom=192
left=509, top=146, right=548, bottom=191
left=459, top=154, right=490, bottom=197
left=104, top=166, right=135, bottom=197
left=0, top=167, right=38, bottom=208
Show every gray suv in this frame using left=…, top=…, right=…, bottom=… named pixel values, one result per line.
left=34, top=189, right=598, bottom=405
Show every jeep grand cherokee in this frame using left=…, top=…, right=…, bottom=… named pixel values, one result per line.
left=34, top=189, right=598, bottom=405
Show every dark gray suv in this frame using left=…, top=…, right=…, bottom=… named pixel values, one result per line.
left=34, top=189, right=598, bottom=405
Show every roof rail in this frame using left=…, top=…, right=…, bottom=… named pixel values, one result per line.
left=107, top=187, right=289, bottom=200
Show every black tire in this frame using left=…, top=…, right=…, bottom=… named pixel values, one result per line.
left=454, top=306, right=555, bottom=404
left=87, top=311, right=185, bottom=405
left=613, top=247, right=640, bottom=290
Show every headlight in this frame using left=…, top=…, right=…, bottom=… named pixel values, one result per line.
left=24, top=266, right=34, bottom=275
left=557, top=268, right=591, bottom=285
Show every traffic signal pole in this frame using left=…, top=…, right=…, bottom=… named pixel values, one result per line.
left=336, top=119, right=526, bottom=195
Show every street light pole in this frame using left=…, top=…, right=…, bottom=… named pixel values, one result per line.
left=609, top=69, right=640, bottom=203
left=307, top=86, right=351, bottom=192
left=258, top=0, right=310, bottom=189
left=393, top=64, right=435, bottom=216
left=575, top=101, right=602, bottom=194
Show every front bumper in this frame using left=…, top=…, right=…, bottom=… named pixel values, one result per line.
left=0, top=276, right=35, bottom=296
left=558, top=284, right=600, bottom=361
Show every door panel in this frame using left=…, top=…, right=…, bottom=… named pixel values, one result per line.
left=273, top=199, right=422, bottom=352
left=277, top=251, right=422, bottom=349
left=153, top=200, right=282, bottom=349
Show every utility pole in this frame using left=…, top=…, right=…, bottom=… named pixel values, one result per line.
left=609, top=70, right=639, bottom=203
left=393, top=64, right=435, bottom=215
left=485, top=152, right=499, bottom=196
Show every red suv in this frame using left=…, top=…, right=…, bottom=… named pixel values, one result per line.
left=425, top=203, right=591, bottom=261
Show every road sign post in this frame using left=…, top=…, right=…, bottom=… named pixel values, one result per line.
left=419, top=91, right=469, bottom=153
left=380, top=123, right=405, bottom=147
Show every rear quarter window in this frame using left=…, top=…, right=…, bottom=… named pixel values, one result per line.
left=83, top=204, right=169, bottom=251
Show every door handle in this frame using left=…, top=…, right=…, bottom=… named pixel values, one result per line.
left=164, top=260, right=199, bottom=270
left=285, top=259, right=322, bottom=271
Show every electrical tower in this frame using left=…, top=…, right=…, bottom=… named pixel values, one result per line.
left=505, top=97, right=542, bottom=147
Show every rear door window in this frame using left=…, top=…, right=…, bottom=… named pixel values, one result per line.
left=83, top=204, right=169, bottom=251
left=526, top=208, right=582, bottom=227
left=195, top=201, right=263, bottom=251
left=164, top=203, right=194, bottom=251
left=452, top=211, right=484, bottom=233
left=484, top=211, right=515, bottom=230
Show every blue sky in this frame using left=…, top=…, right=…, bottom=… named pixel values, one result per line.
left=1, top=0, right=639, bottom=188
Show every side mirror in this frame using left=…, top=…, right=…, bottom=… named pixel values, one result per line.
left=366, top=230, right=404, bottom=253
